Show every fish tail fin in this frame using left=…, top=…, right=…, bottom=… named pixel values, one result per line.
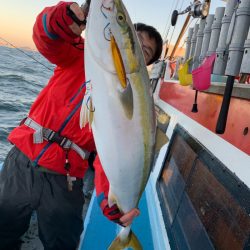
left=108, top=229, right=142, bottom=250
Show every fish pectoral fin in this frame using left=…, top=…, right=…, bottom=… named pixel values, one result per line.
left=155, top=127, right=169, bottom=154
left=118, top=82, right=133, bottom=120
left=110, top=34, right=134, bottom=120
left=109, top=230, right=142, bottom=250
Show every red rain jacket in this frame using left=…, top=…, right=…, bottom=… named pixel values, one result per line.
left=8, top=2, right=109, bottom=200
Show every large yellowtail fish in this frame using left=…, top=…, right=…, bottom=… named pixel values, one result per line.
left=80, top=0, right=165, bottom=249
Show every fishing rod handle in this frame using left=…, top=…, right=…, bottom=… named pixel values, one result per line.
left=81, top=0, right=91, bottom=18
left=66, top=0, right=91, bottom=27
left=66, top=5, right=87, bottom=26
left=215, top=75, right=235, bottom=134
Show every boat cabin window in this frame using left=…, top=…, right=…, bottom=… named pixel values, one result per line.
left=157, top=125, right=250, bottom=250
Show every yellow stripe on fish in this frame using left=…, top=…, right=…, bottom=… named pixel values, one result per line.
left=111, top=35, right=127, bottom=89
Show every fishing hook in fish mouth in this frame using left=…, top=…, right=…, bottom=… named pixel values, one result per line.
left=101, top=1, right=114, bottom=18
left=100, top=1, right=114, bottom=42
left=103, top=22, right=112, bottom=41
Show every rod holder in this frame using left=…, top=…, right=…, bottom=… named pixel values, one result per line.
left=199, top=14, right=214, bottom=64
left=225, top=0, right=250, bottom=76
left=206, top=7, right=225, bottom=57
left=193, top=19, right=206, bottom=70
left=213, top=0, right=238, bottom=75
left=184, top=28, right=194, bottom=62
left=240, top=27, right=250, bottom=74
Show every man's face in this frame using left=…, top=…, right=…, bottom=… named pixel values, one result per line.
left=137, top=31, right=157, bottom=65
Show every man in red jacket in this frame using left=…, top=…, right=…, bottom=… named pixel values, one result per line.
left=0, top=1, right=163, bottom=250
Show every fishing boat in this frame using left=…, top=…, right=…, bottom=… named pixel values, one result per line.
left=79, top=0, right=250, bottom=249
left=1, top=0, right=250, bottom=249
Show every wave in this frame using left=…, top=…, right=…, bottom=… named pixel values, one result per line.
left=0, top=74, right=26, bottom=81
left=0, top=101, right=25, bottom=112
left=20, top=66, right=36, bottom=74
left=0, top=45, right=53, bottom=159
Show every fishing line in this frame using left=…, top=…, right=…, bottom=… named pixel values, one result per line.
left=170, top=17, right=196, bottom=59
left=179, top=0, right=186, bottom=12
left=167, top=23, right=177, bottom=50
left=162, top=1, right=176, bottom=40
left=0, top=36, right=54, bottom=72
left=163, top=0, right=181, bottom=41
left=182, top=17, right=198, bottom=39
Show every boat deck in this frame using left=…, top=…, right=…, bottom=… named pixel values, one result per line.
left=80, top=191, right=153, bottom=250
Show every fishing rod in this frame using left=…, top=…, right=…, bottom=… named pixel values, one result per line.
left=0, top=37, right=54, bottom=72
left=171, top=0, right=211, bottom=27
left=162, top=0, right=181, bottom=42
left=0, top=1, right=91, bottom=73
left=66, top=0, right=91, bottom=26
left=162, top=0, right=184, bottom=59
left=169, top=0, right=211, bottom=59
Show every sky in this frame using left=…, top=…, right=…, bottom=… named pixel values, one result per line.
left=0, top=0, right=226, bottom=50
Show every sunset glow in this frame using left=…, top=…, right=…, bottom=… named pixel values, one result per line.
left=1, top=0, right=225, bottom=50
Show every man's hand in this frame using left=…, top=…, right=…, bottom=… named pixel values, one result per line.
left=101, top=198, right=140, bottom=227
left=48, top=2, right=88, bottom=43
left=68, top=3, right=86, bottom=36
left=120, top=208, right=140, bottom=227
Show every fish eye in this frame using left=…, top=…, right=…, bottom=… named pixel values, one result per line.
left=117, top=12, right=126, bottom=23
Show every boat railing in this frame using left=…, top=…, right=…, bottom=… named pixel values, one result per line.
left=150, top=0, right=250, bottom=134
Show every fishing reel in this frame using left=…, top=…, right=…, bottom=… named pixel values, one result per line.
left=171, top=0, right=211, bottom=26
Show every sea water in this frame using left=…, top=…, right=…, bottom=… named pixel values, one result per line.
left=0, top=45, right=54, bottom=162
